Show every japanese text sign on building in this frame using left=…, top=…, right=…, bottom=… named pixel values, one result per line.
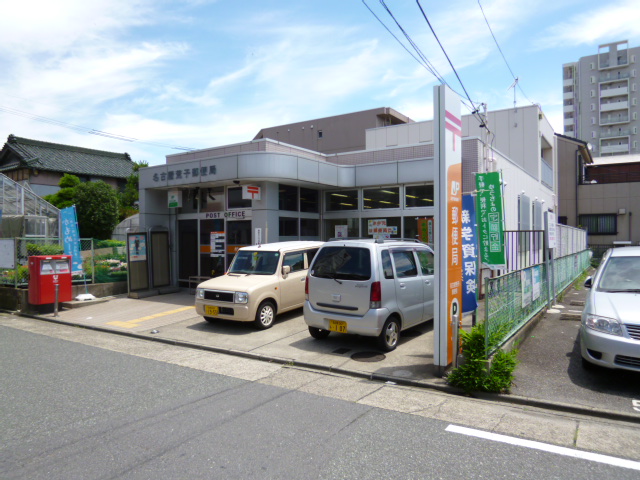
left=461, top=195, right=478, bottom=313
left=61, top=206, right=83, bottom=274
left=475, top=171, right=506, bottom=269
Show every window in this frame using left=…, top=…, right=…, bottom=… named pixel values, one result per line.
left=311, top=246, right=371, bottom=280
left=590, top=104, right=595, bottom=111
left=279, top=184, right=298, bottom=211
left=300, top=218, right=319, bottom=237
left=283, top=252, right=305, bottom=273
left=363, top=187, right=400, bottom=209
left=416, top=249, right=434, bottom=275
left=227, top=187, right=251, bottom=209
left=405, top=184, right=434, bottom=208
left=318, top=130, right=323, bottom=139
left=391, top=250, right=418, bottom=278
left=279, top=217, right=298, bottom=237
left=578, top=214, right=617, bottom=235
left=325, top=190, right=358, bottom=211
left=590, top=90, right=595, bottom=98
left=591, top=117, right=596, bottom=125
left=590, top=62, right=595, bottom=70
left=590, top=76, right=595, bottom=84
left=300, top=187, right=319, bottom=213
left=381, top=250, right=394, bottom=279
left=591, top=131, right=596, bottom=138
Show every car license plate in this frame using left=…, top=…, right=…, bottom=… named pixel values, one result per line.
left=205, top=305, right=219, bottom=316
left=329, top=320, right=348, bottom=333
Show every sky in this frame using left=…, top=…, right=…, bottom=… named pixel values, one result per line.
left=1, top=0, right=640, bottom=166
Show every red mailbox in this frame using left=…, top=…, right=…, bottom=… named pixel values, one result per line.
left=28, top=255, right=73, bottom=305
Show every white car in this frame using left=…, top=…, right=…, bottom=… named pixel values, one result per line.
left=304, top=238, right=435, bottom=351
left=195, top=241, right=323, bottom=329
left=581, top=246, right=640, bottom=371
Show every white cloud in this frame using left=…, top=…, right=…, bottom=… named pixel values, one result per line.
left=536, top=0, right=640, bottom=49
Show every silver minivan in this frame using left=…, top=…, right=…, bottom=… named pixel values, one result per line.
left=304, top=238, right=435, bottom=351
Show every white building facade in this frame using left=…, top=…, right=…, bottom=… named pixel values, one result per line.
left=139, top=105, right=559, bottom=288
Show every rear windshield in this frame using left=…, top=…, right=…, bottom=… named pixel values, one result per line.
left=310, top=246, right=371, bottom=281
left=229, top=251, right=280, bottom=275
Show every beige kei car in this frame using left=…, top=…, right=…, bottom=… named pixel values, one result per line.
left=195, top=241, right=324, bottom=329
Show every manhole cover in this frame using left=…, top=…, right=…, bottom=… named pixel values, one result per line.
left=332, top=348, right=351, bottom=355
left=351, top=351, right=386, bottom=362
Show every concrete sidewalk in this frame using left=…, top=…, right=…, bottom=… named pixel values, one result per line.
left=10, top=281, right=640, bottom=424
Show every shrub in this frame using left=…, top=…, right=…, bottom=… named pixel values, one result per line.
left=95, top=239, right=126, bottom=249
left=26, top=243, right=64, bottom=256
left=446, top=322, right=519, bottom=394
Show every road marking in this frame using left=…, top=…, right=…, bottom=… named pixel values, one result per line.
left=107, top=306, right=195, bottom=329
left=633, top=399, right=640, bottom=412
left=446, top=425, right=640, bottom=471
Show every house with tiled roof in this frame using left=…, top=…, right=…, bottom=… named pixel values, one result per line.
left=0, top=134, right=135, bottom=197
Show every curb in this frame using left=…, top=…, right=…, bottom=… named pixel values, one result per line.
left=6, top=309, right=640, bottom=426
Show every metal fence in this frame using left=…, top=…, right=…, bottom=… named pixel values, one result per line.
left=0, top=238, right=128, bottom=287
left=484, top=249, right=592, bottom=355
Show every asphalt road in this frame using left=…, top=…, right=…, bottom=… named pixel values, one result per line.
left=2, top=324, right=639, bottom=480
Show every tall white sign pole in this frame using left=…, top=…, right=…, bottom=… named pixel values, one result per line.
left=433, top=85, right=463, bottom=376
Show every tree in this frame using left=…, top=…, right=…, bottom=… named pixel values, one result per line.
left=73, top=181, right=120, bottom=239
left=118, top=160, right=148, bottom=221
left=43, top=174, right=81, bottom=209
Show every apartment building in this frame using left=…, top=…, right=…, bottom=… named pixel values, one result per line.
left=563, top=40, right=640, bottom=157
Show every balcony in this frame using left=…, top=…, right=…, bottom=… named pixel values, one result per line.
left=600, top=86, right=628, bottom=98
left=600, top=71, right=630, bottom=82
left=600, top=113, right=629, bottom=125
left=563, top=92, right=574, bottom=100
left=563, top=78, right=574, bottom=87
left=600, top=129, right=631, bottom=139
left=563, top=105, right=574, bottom=113
left=564, top=117, right=575, bottom=126
left=599, top=58, right=629, bottom=70
left=600, top=143, right=630, bottom=154
left=600, top=101, right=628, bottom=112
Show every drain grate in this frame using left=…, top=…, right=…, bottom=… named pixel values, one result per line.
left=351, top=351, right=386, bottom=362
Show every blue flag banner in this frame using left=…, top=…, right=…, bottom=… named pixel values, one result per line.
left=461, top=194, right=478, bottom=313
left=61, top=206, right=83, bottom=274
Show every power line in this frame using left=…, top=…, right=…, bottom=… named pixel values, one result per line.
left=476, top=0, right=535, bottom=105
left=364, top=0, right=476, bottom=113
left=414, top=0, right=479, bottom=114
left=0, top=104, right=196, bottom=152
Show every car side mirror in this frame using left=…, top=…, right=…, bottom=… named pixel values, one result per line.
left=282, top=265, right=291, bottom=277
left=584, top=276, right=592, bottom=289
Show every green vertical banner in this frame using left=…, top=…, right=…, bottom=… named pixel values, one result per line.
left=475, top=171, right=506, bottom=269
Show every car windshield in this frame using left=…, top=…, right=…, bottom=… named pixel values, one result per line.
left=228, top=251, right=280, bottom=275
left=311, top=246, right=371, bottom=281
left=597, top=256, right=640, bottom=292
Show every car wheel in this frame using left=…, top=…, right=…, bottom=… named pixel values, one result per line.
left=203, top=316, right=216, bottom=324
left=378, top=317, right=400, bottom=352
left=254, top=301, right=276, bottom=329
left=308, top=326, right=330, bottom=339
